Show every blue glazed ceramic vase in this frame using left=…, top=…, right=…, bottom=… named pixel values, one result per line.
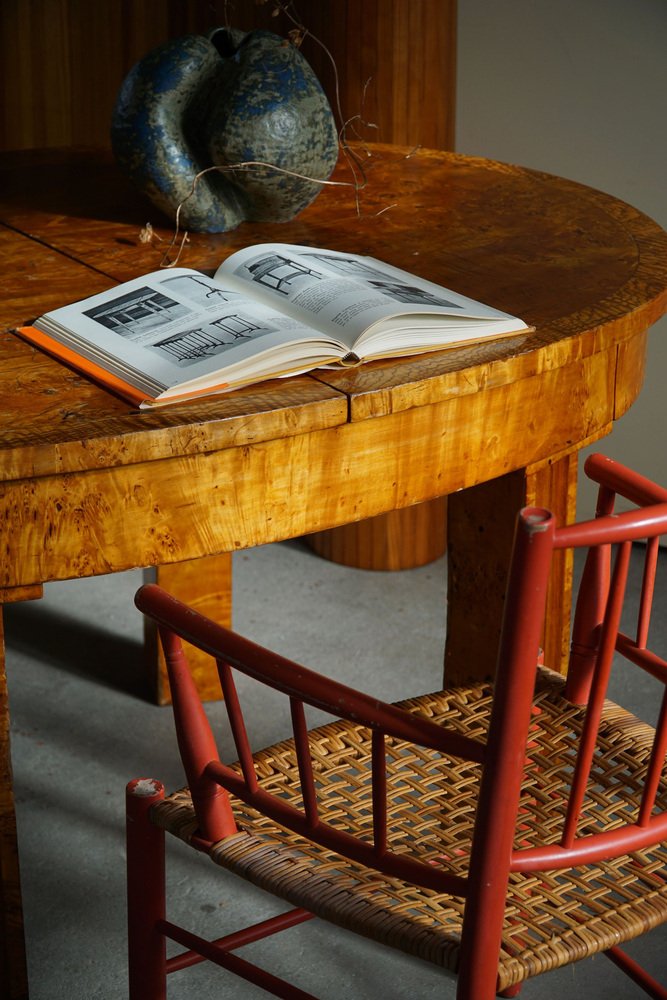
left=110, top=28, right=339, bottom=233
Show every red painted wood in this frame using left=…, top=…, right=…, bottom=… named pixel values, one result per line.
left=159, top=630, right=237, bottom=841
left=164, top=908, right=314, bottom=974
left=126, top=779, right=167, bottom=1000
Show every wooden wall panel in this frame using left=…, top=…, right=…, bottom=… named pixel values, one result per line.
left=1, top=0, right=456, bottom=151
left=302, top=0, right=457, bottom=149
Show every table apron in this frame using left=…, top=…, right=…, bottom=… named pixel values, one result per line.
left=0, top=348, right=619, bottom=589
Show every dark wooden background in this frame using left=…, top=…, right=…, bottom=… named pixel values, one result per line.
left=0, top=0, right=456, bottom=152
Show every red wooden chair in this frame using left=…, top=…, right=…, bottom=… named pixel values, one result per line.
left=128, top=453, right=667, bottom=999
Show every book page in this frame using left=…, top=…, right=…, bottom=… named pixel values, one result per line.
left=36, top=268, right=347, bottom=394
left=216, top=244, right=526, bottom=347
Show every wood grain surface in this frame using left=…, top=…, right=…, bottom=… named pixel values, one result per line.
left=2, top=145, right=666, bottom=477
left=0, top=0, right=456, bottom=152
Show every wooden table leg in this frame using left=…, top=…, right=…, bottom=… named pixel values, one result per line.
left=144, top=552, right=233, bottom=705
left=0, top=607, right=28, bottom=1000
left=444, top=454, right=578, bottom=685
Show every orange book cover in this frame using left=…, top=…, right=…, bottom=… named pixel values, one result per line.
left=16, top=326, right=232, bottom=408
left=17, top=325, right=150, bottom=406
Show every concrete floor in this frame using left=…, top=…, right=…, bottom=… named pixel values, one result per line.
left=4, top=539, right=666, bottom=998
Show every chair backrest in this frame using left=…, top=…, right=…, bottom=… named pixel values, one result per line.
left=458, top=454, right=667, bottom=987
left=134, top=452, right=667, bottom=995
left=558, top=453, right=667, bottom=854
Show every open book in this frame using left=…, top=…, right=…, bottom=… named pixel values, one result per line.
left=18, top=243, right=530, bottom=408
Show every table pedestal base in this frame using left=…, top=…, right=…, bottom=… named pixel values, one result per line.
left=305, top=497, right=447, bottom=571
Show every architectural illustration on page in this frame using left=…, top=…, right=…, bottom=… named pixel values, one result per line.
left=84, top=288, right=190, bottom=337
left=245, top=254, right=322, bottom=295
left=150, top=315, right=265, bottom=367
left=300, top=253, right=461, bottom=308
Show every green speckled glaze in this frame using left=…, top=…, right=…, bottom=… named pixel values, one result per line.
left=110, top=28, right=339, bottom=233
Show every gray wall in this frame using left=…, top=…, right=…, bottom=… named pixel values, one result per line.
left=456, top=0, right=667, bottom=515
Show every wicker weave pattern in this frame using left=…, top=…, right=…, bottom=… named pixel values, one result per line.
left=151, top=672, right=667, bottom=993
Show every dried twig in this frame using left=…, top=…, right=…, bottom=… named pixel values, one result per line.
left=158, top=159, right=358, bottom=267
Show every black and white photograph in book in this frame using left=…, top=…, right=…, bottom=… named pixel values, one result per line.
left=244, top=253, right=324, bottom=294
left=242, top=250, right=463, bottom=310
left=83, top=287, right=191, bottom=338
left=305, top=253, right=463, bottom=308
left=149, top=314, right=269, bottom=367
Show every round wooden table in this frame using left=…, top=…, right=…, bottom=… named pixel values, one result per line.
left=1, top=144, right=666, bottom=999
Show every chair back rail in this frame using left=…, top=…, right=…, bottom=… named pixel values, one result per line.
left=549, top=458, right=667, bottom=863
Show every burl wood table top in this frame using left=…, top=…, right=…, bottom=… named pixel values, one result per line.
left=1, top=144, right=666, bottom=592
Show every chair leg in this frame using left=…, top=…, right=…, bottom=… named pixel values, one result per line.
left=604, top=946, right=667, bottom=1000
left=497, top=985, right=523, bottom=998
left=126, top=778, right=167, bottom=1000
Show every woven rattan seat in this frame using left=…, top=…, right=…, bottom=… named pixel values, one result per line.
left=149, top=672, right=667, bottom=994
left=127, top=454, right=667, bottom=999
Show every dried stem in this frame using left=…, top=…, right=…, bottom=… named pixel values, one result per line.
left=159, top=159, right=358, bottom=267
